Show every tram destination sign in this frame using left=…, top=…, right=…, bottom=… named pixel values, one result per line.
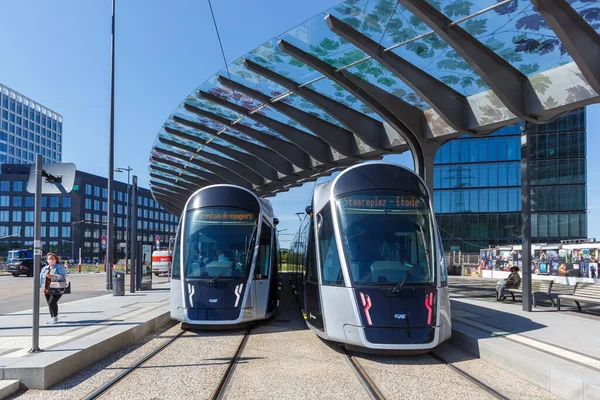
left=197, top=211, right=256, bottom=222
left=340, top=195, right=424, bottom=210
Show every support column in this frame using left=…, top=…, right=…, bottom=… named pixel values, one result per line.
left=421, top=142, right=441, bottom=198
left=130, top=175, right=139, bottom=291
left=521, top=123, right=533, bottom=312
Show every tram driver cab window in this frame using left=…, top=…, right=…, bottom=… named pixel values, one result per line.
left=183, top=207, right=257, bottom=280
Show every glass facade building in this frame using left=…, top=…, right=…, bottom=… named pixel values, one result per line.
left=0, top=164, right=179, bottom=262
left=0, top=83, right=62, bottom=165
left=434, top=108, right=587, bottom=252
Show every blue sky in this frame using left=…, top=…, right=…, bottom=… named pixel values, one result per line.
left=0, top=0, right=598, bottom=248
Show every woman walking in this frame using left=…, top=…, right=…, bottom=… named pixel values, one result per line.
left=39, top=253, right=67, bottom=324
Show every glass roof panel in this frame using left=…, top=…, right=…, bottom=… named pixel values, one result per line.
left=173, top=109, right=225, bottom=132
left=164, top=121, right=213, bottom=142
left=303, top=78, right=382, bottom=120
left=252, top=105, right=318, bottom=136
left=210, top=135, right=249, bottom=153
left=245, top=39, right=321, bottom=87
left=218, top=58, right=289, bottom=100
left=154, top=142, right=219, bottom=165
left=455, top=2, right=573, bottom=76
left=279, top=12, right=368, bottom=71
left=185, top=96, right=241, bottom=121
left=347, top=58, right=429, bottom=109
left=421, top=0, right=505, bottom=18
left=198, top=74, right=264, bottom=111
left=236, top=119, right=292, bottom=142
left=221, top=127, right=273, bottom=148
left=390, top=32, right=488, bottom=96
left=283, top=92, right=347, bottom=128
left=572, top=1, right=600, bottom=35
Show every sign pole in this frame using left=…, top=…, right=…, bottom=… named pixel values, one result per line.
left=106, top=0, right=116, bottom=290
left=29, top=154, right=43, bottom=353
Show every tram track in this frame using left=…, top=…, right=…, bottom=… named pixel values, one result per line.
left=342, top=347, right=386, bottom=400
left=428, top=352, right=510, bottom=400
left=209, top=329, right=251, bottom=400
left=81, top=329, right=186, bottom=400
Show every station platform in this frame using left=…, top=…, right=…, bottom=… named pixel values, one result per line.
left=0, top=285, right=170, bottom=392
left=449, top=277, right=600, bottom=400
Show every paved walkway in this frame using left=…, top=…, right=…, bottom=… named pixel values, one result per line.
left=0, top=284, right=170, bottom=389
left=449, top=277, right=600, bottom=399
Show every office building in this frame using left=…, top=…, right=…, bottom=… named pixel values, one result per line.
left=0, top=164, right=179, bottom=262
left=434, top=108, right=587, bottom=252
left=0, top=83, right=62, bottom=165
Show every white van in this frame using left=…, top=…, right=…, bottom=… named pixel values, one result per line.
left=152, top=250, right=172, bottom=276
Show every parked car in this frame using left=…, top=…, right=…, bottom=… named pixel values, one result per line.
left=152, top=250, right=172, bottom=276
left=7, top=258, right=48, bottom=277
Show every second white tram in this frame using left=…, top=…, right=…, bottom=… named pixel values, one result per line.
left=170, top=185, right=279, bottom=329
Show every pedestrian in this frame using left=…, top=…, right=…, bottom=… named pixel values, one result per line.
left=64, top=259, right=69, bottom=274
left=496, top=266, right=521, bottom=301
left=39, top=253, right=68, bottom=324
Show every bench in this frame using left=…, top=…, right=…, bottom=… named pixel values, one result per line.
left=504, top=280, right=554, bottom=307
left=557, top=282, right=600, bottom=312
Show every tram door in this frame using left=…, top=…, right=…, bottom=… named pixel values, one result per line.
left=304, top=220, right=324, bottom=331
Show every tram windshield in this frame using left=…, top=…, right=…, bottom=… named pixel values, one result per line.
left=336, top=191, right=435, bottom=286
left=183, top=207, right=258, bottom=279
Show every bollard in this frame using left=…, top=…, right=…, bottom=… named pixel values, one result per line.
left=78, top=263, right=81, bottom=273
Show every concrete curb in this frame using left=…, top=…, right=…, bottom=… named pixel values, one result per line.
left=1, top=307, right=171, bottom=390
left=0, top=380, right=20, bottom=400
left=451, top=321, right=600, bottom=400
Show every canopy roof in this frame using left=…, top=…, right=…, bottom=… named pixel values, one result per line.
left=149, top=0, right=600, bottom=215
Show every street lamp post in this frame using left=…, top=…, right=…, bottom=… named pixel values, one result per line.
left=71, top=219, right=85, bottom=261
left=115, top=166, right=132, bottom=273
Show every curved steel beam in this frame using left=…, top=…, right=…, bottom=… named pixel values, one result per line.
left=325, top=14, right=470, bottom=134
left=150, top=156, right=232, bottom=184
left=198, top=90, right=356, bottom=159
left=153, top=192, right=187, bottom=213
left=150, top=173, right=199, bottom=192
left=219, top=72, right=385, bottom=150
left=151, top=165, right=213, bottom=188
left=153, top=190, right=188, bottom=207
left=158, top=137, right=265, bottom=186
left=152, top=180, right=194, bottom=197
left=278, top=39, right=427, bottom=179
left=154, top=147, right=253, bottom=189
left=183, top=104, right=314, bottom=169
left=243, top=59, right=387, bottom=148
left=171, top=116, right=296, bottom=175
left=164, top=126, right=281, bottom=181
left=531, top=0, right=600, bottom=95
left=398, top=0, right=534, bottom=122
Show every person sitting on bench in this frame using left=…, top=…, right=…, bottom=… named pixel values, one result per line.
left=496, top=266, right=521, bottom=301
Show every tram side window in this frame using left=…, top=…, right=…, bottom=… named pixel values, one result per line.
left=172, top=223, right=182, bottom=279
left=318, top=207, right=344, bottom=286
left=255, top=222, right=272, bottom=279
left=306, top=220, right=318, bottom=283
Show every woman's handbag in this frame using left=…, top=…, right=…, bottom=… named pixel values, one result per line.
left=49, top=281, right=71, bottom=295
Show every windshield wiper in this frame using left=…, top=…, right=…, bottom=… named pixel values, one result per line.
left=208, top=272, right=224, bottom=286
left=391, top=261, right=419, bottom=294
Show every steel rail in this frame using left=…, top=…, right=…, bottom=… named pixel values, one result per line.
left=81, top=328, right=185, bottom=400
left=210, top=330, right=251, bottom=400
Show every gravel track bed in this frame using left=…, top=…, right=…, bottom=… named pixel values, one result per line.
left=224, top=325, right=370, bottom=400
left=352, top=350, right=499, bottom=400
left=9, top=321, right=181, bottom=400
left=99, top=329, right=246, bottom=399
left=433, top=342, right=558, bottom=400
